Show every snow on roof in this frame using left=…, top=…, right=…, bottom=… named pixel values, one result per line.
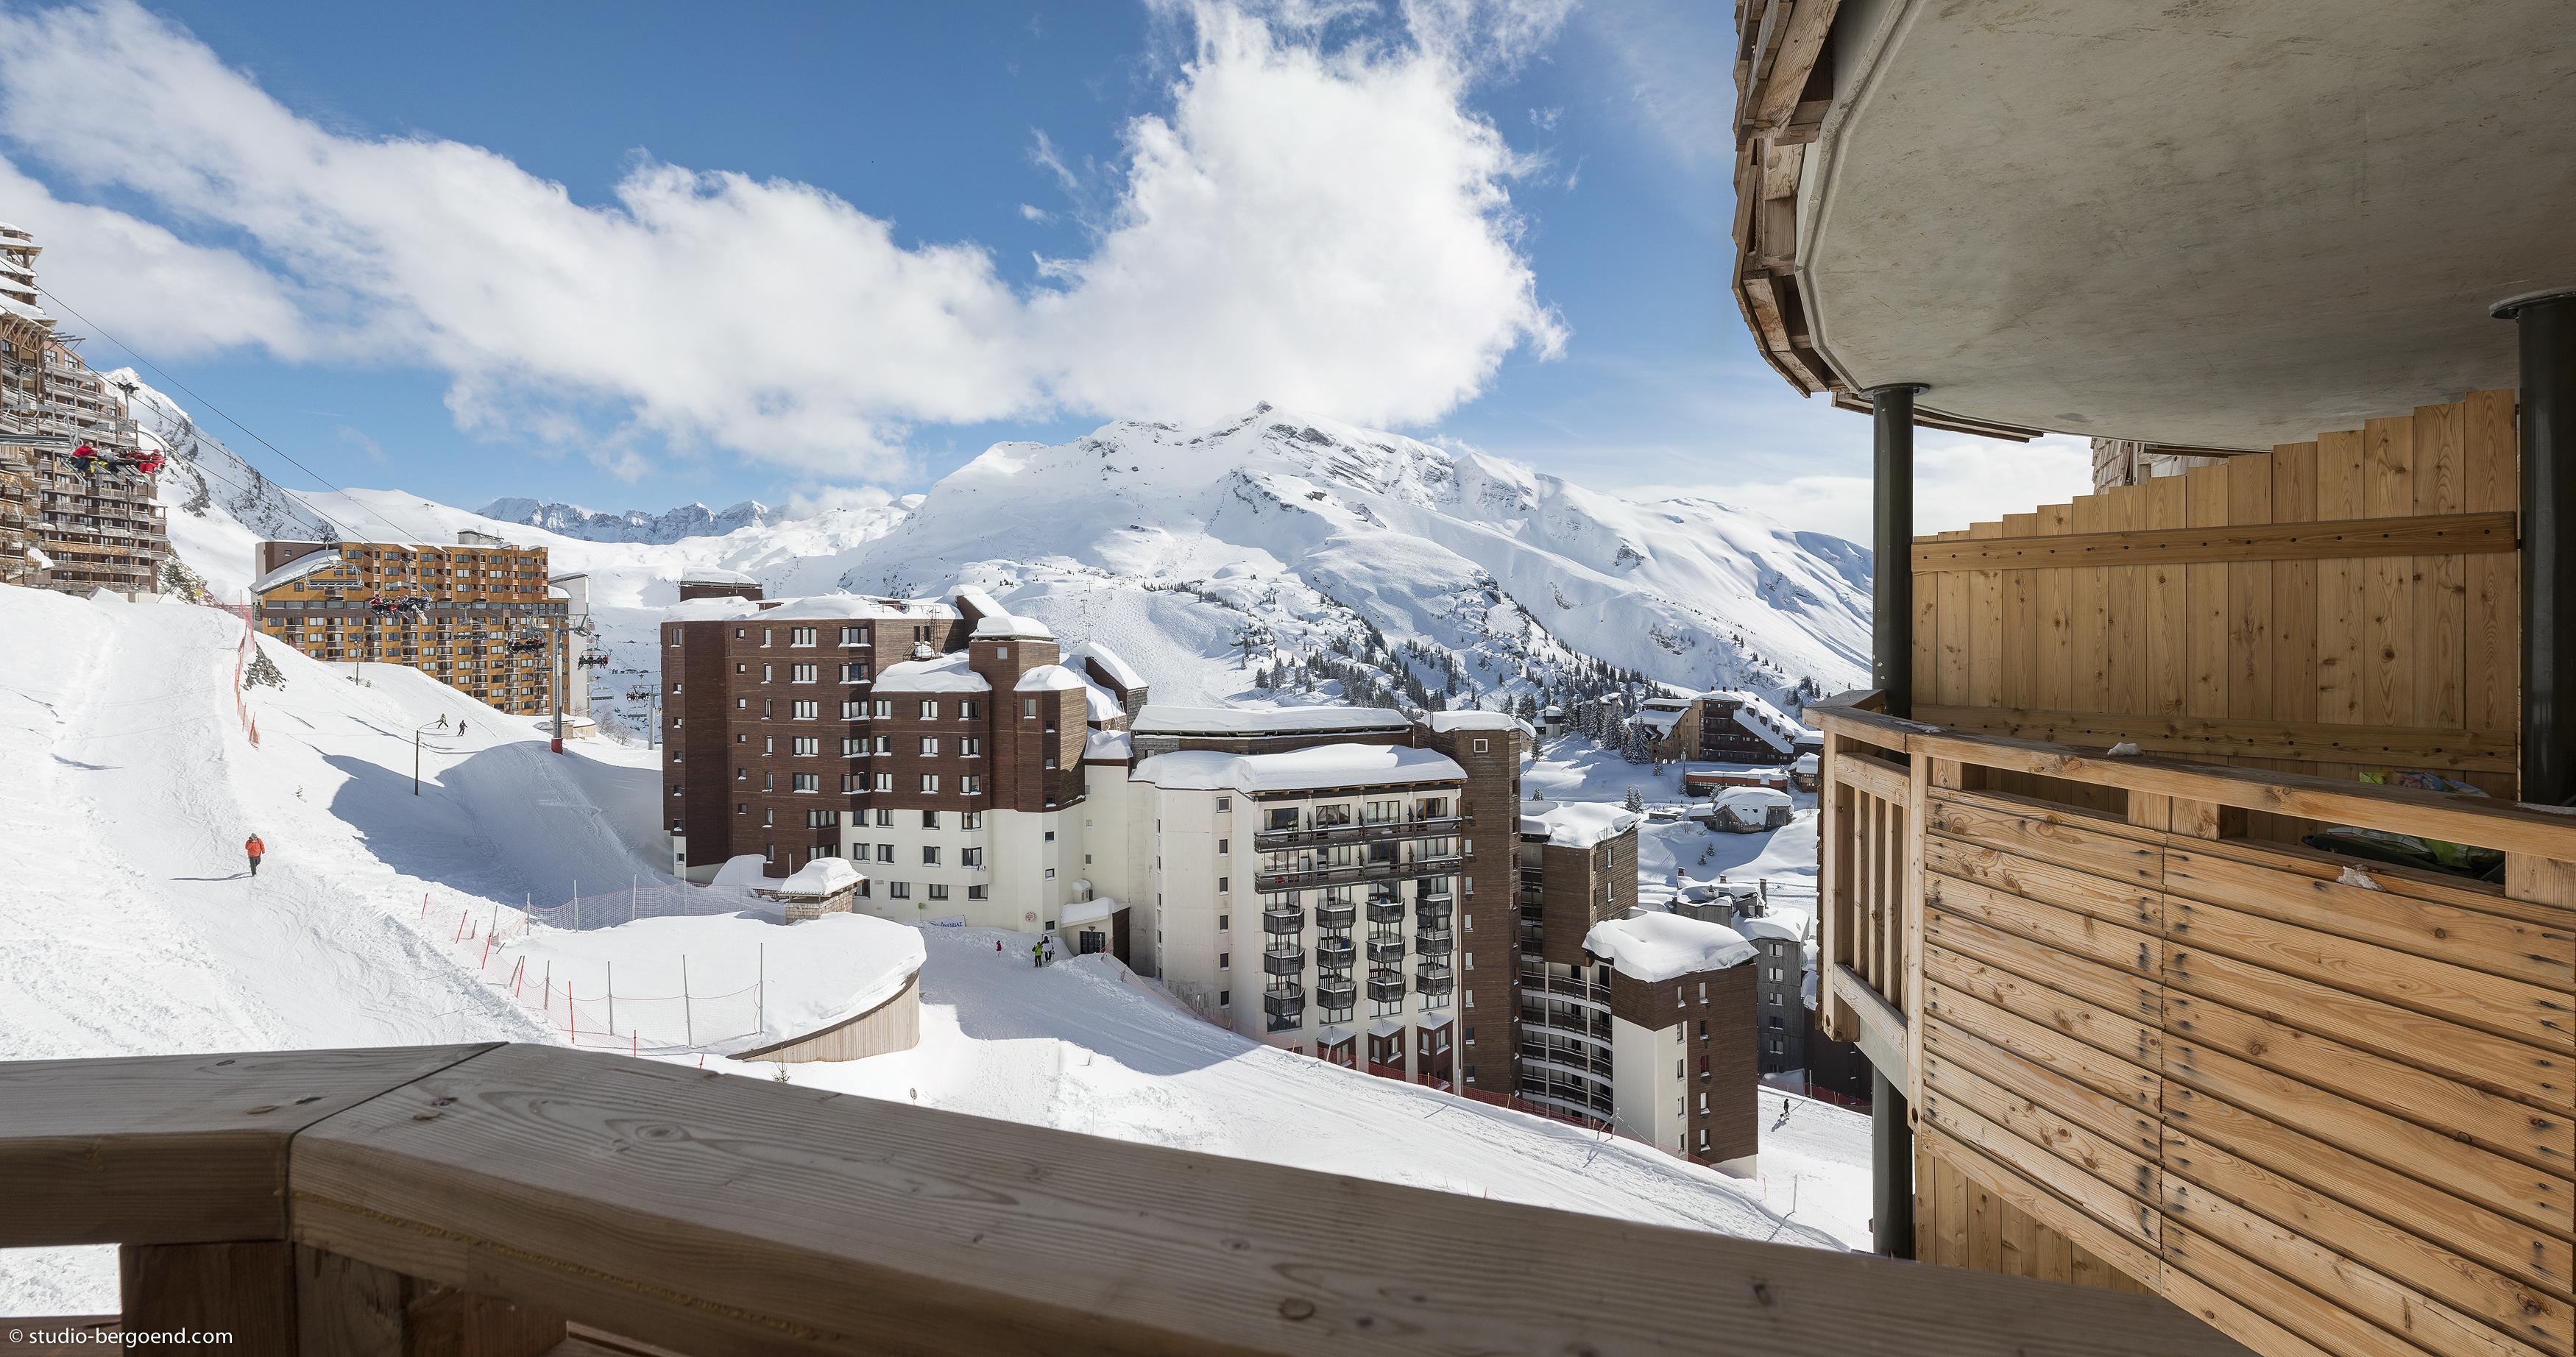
left=1083, top=642, right=1144, bottom=691
left=1417, top=1011, right=1455, bottom=1030
left=765, top=594, right=955, bottom=621
left=1635, top=709, right=1684, bottom=734
left=1086, top=729, right=1134, bottom=762
left=1520, top=802, right=1640, bottom=848
left=679, top=566, right=758, bottom=586
left=874, top=651, right=991, bottom=693
left=1793, top=752, right=1820, bottom=773
left=1736, top=908, right=1809, bottom=945
left=665, top=596, right=760, bottom=621
left=1081, top=677, right=1123, bottom=723
left=774, top=857, right=866, bottom=897
left=1584, top=913, right=1755, bottom=982
left=1060, top=894, right=1124, bottom=926
left=952, top=584, right=1005, bottom=620
left=1317, top=1025, right=1356, bottom=1047
left=1133, top=704, right=1413, bottom=735
left=1132, top=743, right=1465, bottom=794
left=1427, top=709, right=1518, bottom=731
left=1015, top=663, right=1086, bottom=692
left=973, top=612, right=1055, bottom=641
left=1367, top=1017, right=1406, bottom=1039
left=1711, top=786, right=1794, bottom=813
left=250, top=548, right=342, bottom=594
left=546, top=585, right=570, bottom=600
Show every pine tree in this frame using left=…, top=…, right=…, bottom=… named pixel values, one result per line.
left=1623, top=786, right=1645, bottom=813
left=243, top=648, right=286, bottom=691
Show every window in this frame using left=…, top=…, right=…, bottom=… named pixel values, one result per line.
left=1043, top=755, right=1056, bottom=769
left=920, top=774, right=941, bottom=793
left=1473, top=738, right=1488, bottom=754
left=927, top=884, right=949, bottom=901
left=1219, top=952, right=1231, bottom=969
left=922, top=846, right=941, bottom=865
left=792, top=737, right=818, bottom=757
left=1043, top=868, right=1055, bottom=879
left=1217, top=913, right=1229, bottom=931
left=874, top=773, right=894, bottom=792
left=841, top=662, right=870, bottom=682
left=790, top=628, right=816, bottom=648
left=762, top=665, right=773, bottom=683
left=876, top=809, right=894, bottom=826
left=960, top=737, right=981, bottom=757
left=791, top=773, right=818, bottom=793
left=920, top=736, right=940, bottom=756
left=961, top=847, right=983, bottom=867
left=876, top=845, right=895, bottom=862
left=1023, top=698, right=1037, bottom=718
left=966, top=885, right=986, bottom=900
left=874, top=736, right=893, bottom=754
left=960, top=700, right=980, bottom=720
left=806, top=809, right=838, bottom=829
left=840, top=774, right=863, bottom=793
left=994, top=645, right=1008, bottom=660
left=872, top=700, right=893, bottom=719
left=1215, top=796, right=1231, bottom=812
left=789, top=663, right=816, bottom=683
left=843, top=738, right=865, bottom=757
left=1698, top=982, right=1708, bottom=1005
left=1217, top=837, right=1228, bottom=855
left=960, top=775, right=983, bottom=794
left=763, top=737, right=776, bottom=756
left=1216, top=876, right=1228, bottom=893
left=961, top=812, right=982, bottom=830
left=889, top=882, right=911, bottom=900
left=841, top=625, right=868, bottom=646
left=1220, top=991, right=1231, bottom=1007
left=919, top=700, right=939, bottom=720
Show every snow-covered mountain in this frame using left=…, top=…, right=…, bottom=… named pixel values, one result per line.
left=477, top=497, right=779, bottom=543
left=127, top=383, right=1870, bottom=741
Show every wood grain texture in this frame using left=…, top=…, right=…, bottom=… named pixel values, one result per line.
left=1908, top=511, right=2514, bottom=571
left=121, top=1242, right=296, bottom=1357
left=0, top=1045, right=498, bottom=1247
left=280, top=1043, right=2254, bottom=1357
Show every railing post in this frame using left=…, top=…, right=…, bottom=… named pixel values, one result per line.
left=1871, top=1068, right=1914, bottom=1259
left=2497, top=291, right=2576, bottom=802
left=1871, top=383, right=1928, bottom=719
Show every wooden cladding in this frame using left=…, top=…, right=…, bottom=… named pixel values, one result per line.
left=1911, top=511, right=2516, bottom=571
left=1816, top=707, right=2576, bottom=1357
left=1911, top=390, right=2520, bottom=798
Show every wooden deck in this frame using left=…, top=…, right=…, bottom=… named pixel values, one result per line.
left=1818, top=700, right=2576, bottom=1357
left=0, top=1041, right=2254, bottom=1356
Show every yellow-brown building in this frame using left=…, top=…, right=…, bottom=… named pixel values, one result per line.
left=252, top=531, right=570, bottom=715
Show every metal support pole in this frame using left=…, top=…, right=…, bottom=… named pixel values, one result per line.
left=2498, top=291, right=2576, bottom=804
left=1869, top=384, right=1926, bottom=718
left=551, top=619, right=565, bottom=754
left=1872, top=1066, right=1915, bottom=1258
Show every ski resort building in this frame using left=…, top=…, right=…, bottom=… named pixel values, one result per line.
left=249, top=536, right=571, bottom=716
left=0, top=224, right=170, bottom=596
left=1733, top=0, right=2576, bottom=1347
left=1515, top=801, right=1761, bottom=1167
left=1634, top=690, right=1819, bottom=766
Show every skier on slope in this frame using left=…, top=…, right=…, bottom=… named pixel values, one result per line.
left=244, top=833, right=266, bottom=878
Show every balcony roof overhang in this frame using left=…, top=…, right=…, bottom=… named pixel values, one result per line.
left=1773, top=0, right=2573, bottom=448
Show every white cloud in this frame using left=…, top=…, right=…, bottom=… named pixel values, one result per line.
left=0, top=0, right=1565, bottom=479
left=0, top=155, right=310, bottom=358
left=1016, top=202, right=1054, bottom=224
left=1638, top=434, right=2098, bottom=544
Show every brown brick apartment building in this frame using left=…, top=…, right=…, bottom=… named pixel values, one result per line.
left=251, top=532, right=570, bottom=716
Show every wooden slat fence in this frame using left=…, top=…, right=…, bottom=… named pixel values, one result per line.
left=1816, top=706, right=2576, bottom=1357
left=1910, top=391, right=2521, bottom=805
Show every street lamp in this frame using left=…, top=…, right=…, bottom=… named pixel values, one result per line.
left=412, top=716, right=445, bottom=796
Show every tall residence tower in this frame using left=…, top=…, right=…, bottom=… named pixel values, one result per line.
left=0, top=224, right=170, bottom=595
left=250, top=534, right=570, bottom=717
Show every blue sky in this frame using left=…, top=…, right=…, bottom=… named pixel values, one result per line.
left=0, top=0, right=2085, bottom=539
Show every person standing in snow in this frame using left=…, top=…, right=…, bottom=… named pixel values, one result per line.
left=244, top=833, right=266, bottom=877
left=1031, top=939, right=1045, bottom=968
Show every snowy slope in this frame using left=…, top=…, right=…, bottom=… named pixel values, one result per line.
left=0, top=584, right=1864, bottom=1312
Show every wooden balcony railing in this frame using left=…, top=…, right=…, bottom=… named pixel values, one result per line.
left=0, top=1043, right=2255, bottom=1356
left=1814, top=694, right=2576, bottom=1357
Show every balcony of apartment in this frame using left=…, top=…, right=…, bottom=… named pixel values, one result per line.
left=1261, top=984, right=1304, bottom=1023
left=1515, top=1002, right=1610, bottom=1047
left=1315, top=975, right=1357, bottom=1011
left=1312, top=898, right=1356, bottom=930
left=1366, top=969, right=1405, bottom=1003
left=1261, top=943, right=1304, bottom=977
left=1313, top=936, right=1355, bottom=970
left=1260, top=904, right=1303, bottom=935
left=1732, top=0, right=2576, bottom=1347
left=1516, top=1041, right=1610, bottom=1083
left=1365, top=934, right=1405, bottom=966
left=1412, top=926, right=1453, bottom=955
left=1515, top=970, right=1610, bottom=1011
left=1413, top=897, right=1452, bottom=929
left=1412, top=963, right=1454, bottom=996
left=1364, top=897, right=1405, bottom=926
left=1512, top=1078, right=1613, bottom=1125
left=1251, top=811, right=1470, bottom=851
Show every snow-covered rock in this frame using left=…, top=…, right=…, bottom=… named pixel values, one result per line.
left=478, top=497, right=779, bottom=543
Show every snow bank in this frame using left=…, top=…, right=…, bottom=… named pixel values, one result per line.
left=494, top=912, right=924, bottom=1055
left=1133, top=704, right=1412, bottom=735
left=1584, top=913, right=1755, bottom=981
left=1083, top=642, right=1144, bottom=691
left=775, top=857, right=866, bottom=896
left=1133, top=743, right=1465, bottom=793
left=679, top=566, right=758, bottom=586
left=875, top=651, right=990, bottom=692
left=1427, top=709, right=1518, bottom=731
left=1015, top=663, right=1086, bottom=692
left=1521, top=801, right=1639, bottom=848
left=1086, top=729, right=1134, bottom=761
left=1712, top=787, right=1793, bottom=815
left=972, top=612, right=1055, bottom=641
left=1735, top=908, right=1809, bottom=945
left=765, top=593, right=950, bottom=621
